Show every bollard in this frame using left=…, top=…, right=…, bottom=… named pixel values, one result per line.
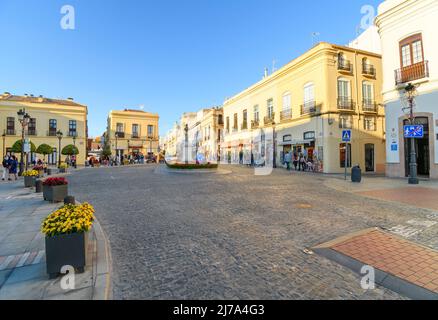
left=64, top=196, right=76, bottom=205
left=35, top=179, right=43, bottom=193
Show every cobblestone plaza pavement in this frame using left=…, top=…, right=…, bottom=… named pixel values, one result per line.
left=67, top=165, right=438, bottom=300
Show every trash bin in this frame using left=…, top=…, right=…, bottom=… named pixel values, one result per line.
left=351, top=165, right=362, bottom=183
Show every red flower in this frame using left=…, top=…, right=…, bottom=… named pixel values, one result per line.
left=42, top=177, right=68, bottom=186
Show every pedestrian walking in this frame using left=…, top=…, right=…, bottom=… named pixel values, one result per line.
left=8, top=155, right=18, bottom=181
left=284, top=151, right=292, bottom=171
left=293, top=152, right=298, bottom=171
left=2, top=156, right=9, bottom=181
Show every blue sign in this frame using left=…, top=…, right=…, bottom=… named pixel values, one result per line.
left=391, top=144, right=398, bottom=151
left=404, top=125, right=424, bottom=138
left=342, top=130, right=352, bottom=142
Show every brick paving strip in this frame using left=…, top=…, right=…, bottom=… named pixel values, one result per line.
left=0, top=180, right=112, bottom=300
left=313, top=228, right=438, bottom=300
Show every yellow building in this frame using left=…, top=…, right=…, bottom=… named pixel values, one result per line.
left=0, top=92, right=88, bottom=166
left=106, top=109, right=159, bottom=159
left=223, top=42, right=386, bottom=174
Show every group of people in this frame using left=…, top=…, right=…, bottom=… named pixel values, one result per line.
left=283, top=151, right=316, bottom=172
left=2, top=155, right=19, bottom=181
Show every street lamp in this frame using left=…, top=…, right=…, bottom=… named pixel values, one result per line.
left=184, top=124, right=189, bottom=164
left=403, top=83, right=419, bottom=185
left=1, top=131, right=5, bottom=160
left=56, top=131, right=63, bottom=168
left=17, top=108, right=30, bottom=176
left=272, top=120, right=277, bottom=169
left=115, top=132, right=119, bottom=165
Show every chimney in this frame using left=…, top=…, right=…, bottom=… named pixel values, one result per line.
left=263, top=67, right=269, bottom=79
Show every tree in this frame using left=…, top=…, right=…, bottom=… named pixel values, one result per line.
left=36, top=144, right=54, bottom=162
left=11, top=140, right=36, bottom=153
left=61, top=144, right=79, bottom=156
left=102, top=144, right=112, bottom=158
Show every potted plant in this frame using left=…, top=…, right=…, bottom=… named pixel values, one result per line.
left=23, top=170, right=39, bottom=187
left=58, top=162, right=68, bottom=173
left=42, top=177, right=68, bottom=202
left=41, top=203, right=95, bottom=278
left=33, top=165, right=45, bottom=178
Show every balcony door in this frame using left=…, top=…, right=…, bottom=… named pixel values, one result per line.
left=398, top=34, right=427, bottom=84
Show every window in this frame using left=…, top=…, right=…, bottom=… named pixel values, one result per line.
left=282, top=92, right=291, bottom=110
left=362, top=81, right=374, bottom=103
left=233, top=113, right=238, bottom=130
left=218, top=114, right=223, bottom=125
left=267, top=99, right=274, bottom=119
left=364, top=116, right=376, bottom=131
left=399, top=34, right=424, bottom=67
left=339, top=115, right=352, bottom=129
left=147, top=125, right=154, bottom=137
left=226, top=117, right=230, bottom=133
left=283, top=135, right=292, bottom=142
left=304, top=83, right=314, bottom=105
left=28, top=118, right=36, bottom=135
left=338, top=78, right=350, bottom=99
left=253, top=105, right=259, bottom=123
left=304, top=131, right=316, bottom=140
left=116, top=123, right=124, bottom=133
left=7, top=117, right=15, bottom=135
left=242, top=109, right=248, bottom=129
left=340, top=143, right=351, bottom=168
left=69, top=120, right=77, bottom=136
left=132, top=124, right=139, bottom=138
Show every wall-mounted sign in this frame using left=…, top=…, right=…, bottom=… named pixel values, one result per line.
left=303, top=131, right=315, bottom=140
left=404, top=125, right=424, bottom=138
left=391, top=144, right=398, bottom=151
left=283, top=135, right=292, bottom=142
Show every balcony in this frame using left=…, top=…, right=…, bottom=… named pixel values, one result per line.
left=338, top=59, right=353, bottom=73
left=5, top=129, right=16, bottom=136
left=337, top=98, right=355, bottom=111
left=264, top=113, right=275, bottom=126
left=362, top=63, right=376, bottom=77
left=395, top=61, right=429, bottom=85
left=132, top=134, right=140, bottom=139
left=47, top=130, right=57, bottom=137
left=301, top=102, right=317, bottom=115
left=115, top=132, right=125, bottom=138
left=241, top=122, right=248, bottom=131
left=251, top=120, right=260, bottom=129
left=362, top=100, right=378, bottom=113
left=280, top=109, right=293, bottom=122
left=27, top=129, right=37, bottom=136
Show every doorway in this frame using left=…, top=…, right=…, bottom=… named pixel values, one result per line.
left=404, top=117, right=430, bottom=177
left=365, top=144, right=375, bottom=172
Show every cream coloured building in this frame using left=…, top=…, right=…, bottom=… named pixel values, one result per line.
left=106, top=109, right=159, bottom=159
left=0, top=92, right=88, bottom=165
left=223, top=42, right=386, bottom=174
left=376, top=0, right=438, bottom=179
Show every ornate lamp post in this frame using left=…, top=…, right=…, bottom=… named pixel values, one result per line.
left=184, top=124, right=189, bottom=164
left=56, top=131, right=63, bottom=168
left=272, top=120, right=277, bottom=169
left=2, top=131, right=5, bottom=160
left=17, top=108, right=30, bottom=176
left=403, top=83, right=419, bottom=185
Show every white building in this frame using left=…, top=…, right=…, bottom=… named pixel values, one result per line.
left=348, top=26, right=382, bottom=54
left=376, top=0, right=438, bottom=179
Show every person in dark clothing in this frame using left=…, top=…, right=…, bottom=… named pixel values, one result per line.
left=8, top=155, right=18, bottom=181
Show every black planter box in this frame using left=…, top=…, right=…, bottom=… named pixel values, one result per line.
left=43, top=184, right=68, bottom=202
left=24, top=176, right=36, bottom=188
left=59, top=168, right=66, bottom=173
left=45, top=232, right=89, bottom=278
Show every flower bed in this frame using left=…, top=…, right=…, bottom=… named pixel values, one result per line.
left=41, top=203, right=95, bottom=277
left=42, top=177, right=68, bottom=202
left=23, top=170, right=39, bottom=187
left=165, top=162, right=218, bottom=170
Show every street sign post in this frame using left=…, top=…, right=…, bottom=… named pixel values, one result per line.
left=342, top=130, right=351, bottom=180
left=404, top=125, right=424, bottom=138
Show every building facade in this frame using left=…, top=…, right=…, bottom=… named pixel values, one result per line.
left=106, top=109, right=159, bottom=159
left=0, top=92, right=88, bottom=165
left=222, top=42, right=386, bottom=174
left=376, top=0, right=438, bottom=179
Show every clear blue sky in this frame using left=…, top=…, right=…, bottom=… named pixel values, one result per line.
left=0, top=0, right=381, bottom=137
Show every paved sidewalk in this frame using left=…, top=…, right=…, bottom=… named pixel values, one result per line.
left=0, top=180, right=111, bottom=300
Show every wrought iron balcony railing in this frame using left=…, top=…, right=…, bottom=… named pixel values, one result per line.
left=280, top=109, right=293, bottom=121
left=362, top=63, right=376, bottom=77
left=47, top=130, right=57, bottom=137
left=251, top=120, right=260, bottom=129
left=338, top=59, right=352, bottom=73
left=395, top=61, right=429, bottom=85
left=362, top=100, right=378, bottom=113
left=264, top=113, right=275, bottom=125
left=337, top=98, right=355, bottom=111
left=115, top=132, right=125, bottom=138
left=301, top=102, right=316, bottom=115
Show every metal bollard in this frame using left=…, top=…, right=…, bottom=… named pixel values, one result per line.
left=64, top=196, right=76, bottom=205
